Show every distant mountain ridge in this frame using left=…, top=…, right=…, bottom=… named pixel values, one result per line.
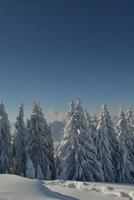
left=50, top=120, right=65, bottom=142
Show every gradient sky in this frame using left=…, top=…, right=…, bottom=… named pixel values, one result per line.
left=0, top=0, right=134, bottom=121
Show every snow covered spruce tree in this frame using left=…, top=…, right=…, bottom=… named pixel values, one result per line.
left=126, top=108, right=134, bottom=155
left=26, top=102, right=55, bottom=180
left=58, top=100, right=104, bottom=182
left=116, top=110, right=134, bottom=183
left=0, top=102, right=12, bottom=173
left=14, top=104, right=26, bottom=176
left=92, top=114, right=98, bottom=131
left=95, top=105, right=115, bottom=182
left=84, top=109, right=96, bottom=142
left=127, top=108, right=134, bottom=127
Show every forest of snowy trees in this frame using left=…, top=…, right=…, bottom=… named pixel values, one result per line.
left=0, top=100, right=134, bottom=184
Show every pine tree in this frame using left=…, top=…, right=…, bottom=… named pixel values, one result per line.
left=91, top=114, right=99, bottom=145
left=84, top=109, right=95, bottom=142
left=12, top=133, right=16, bottom=174
left=126, top=108, right=134, bottom=149
left=92, top=114, right=98, bottom=131
left=26, top=102, right=55, bottom=180
left=126, top=108, right=134, bottom=181
left=127, top=108, right=134, bottom=124
left=96, top=105, right=115, bottom=182
left=66, top=100, right=75, bottom=122
left=14, top=104, right=26, bottom=176
left=25, top=118, right=30, bottom=148
left=117, top=110, right=134, bottom=183
left=0, top=102, right=12, bottom=173
left=59, top=100, right=104, bottom=182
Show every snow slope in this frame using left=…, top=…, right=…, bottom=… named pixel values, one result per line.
left=0, top=175, right=76, bottom=200
left=0, top=175, right=134, bottom=200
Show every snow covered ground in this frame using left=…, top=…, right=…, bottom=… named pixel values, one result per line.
left=0, top=175, right=134, bottom=200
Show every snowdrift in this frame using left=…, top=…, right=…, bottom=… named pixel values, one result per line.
left=45, top=180, right=134, bottom=200
left=0, top=175, right=134, bottom=200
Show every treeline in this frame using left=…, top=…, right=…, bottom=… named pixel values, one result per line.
left=0, top=100, right=134, bottom=184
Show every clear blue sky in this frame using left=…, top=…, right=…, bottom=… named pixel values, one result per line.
left=0, top=0, right=134, bottom=120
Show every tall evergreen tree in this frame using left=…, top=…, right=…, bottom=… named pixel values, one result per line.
left=92, top=114, right=98, bottom=131
left=66, top=100, right=75, bottom=121
left=14, top=104, right=26, bottom=176
left=91, top=114, right=99, bottom=145
left=127, top=108, right=134, bottom=124
left=96, top=105, right=115, bottom=182
left=84, top=109, right=95, bottom=142
left=126, top=108, right=134, bottom=145
left=116, top=110, right=134, bottom=183
left=25, top=118, right=30, bottom=147
left=26, top=102, right=55, bottom=179
left=59, top=100, right=104, bottom=182
left=126, top=108, right=134, bottom=165
left=102, top=105, right=117, bottom=178
left=0, top=102, right=12, bottom=173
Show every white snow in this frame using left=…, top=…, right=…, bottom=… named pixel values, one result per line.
left=45, top=180, right=134, bottom=200
left=0, top=175, right=134, bottom=200
left=0, top=175, right=76, bottom=200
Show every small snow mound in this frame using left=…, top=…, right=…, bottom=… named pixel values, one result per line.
left=44, top=180, right=134, bottom=200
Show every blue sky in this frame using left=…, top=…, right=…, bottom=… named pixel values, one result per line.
left=0, top=0, right=134, bottom=120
